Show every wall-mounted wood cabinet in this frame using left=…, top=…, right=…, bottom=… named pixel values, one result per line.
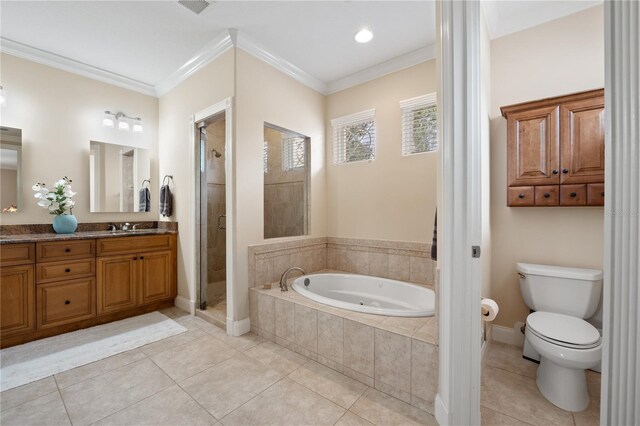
left=502, top=89, right=605, bottom=207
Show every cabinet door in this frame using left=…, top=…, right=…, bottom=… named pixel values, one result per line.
left=0, top=265, right=35, bottom=337
left=97, top=255, right=137, bottom=315
left=560, top=96, right=605, bottom=184
left=138, top=250, right=174, bottom=305
left=507, top=106, right=560, bottom=187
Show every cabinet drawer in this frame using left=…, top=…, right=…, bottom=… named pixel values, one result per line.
left=37, top=240, right=96, bottom=262
left=508, top=187, right=534, bottom=207
left=97, top=235, right=175, bottom=256
left=0, top=243, right=35, bottom=266
left=534, top=186, right=559, bottom=206
left=36, top=259, right=95, bottom=284
left=587, top=183, right=605, bottom=206
left=37, top=278, right=96, bottom=329
left=560, top=184, right=587, bottom=206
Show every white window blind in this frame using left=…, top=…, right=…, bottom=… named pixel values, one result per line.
left=331, top=109, right=376, bottom=164
left=263, top=140, right=268, bottom=174
left=400, top=93, right=438, bottom=155
left=282, top=135, right=306, bottom=171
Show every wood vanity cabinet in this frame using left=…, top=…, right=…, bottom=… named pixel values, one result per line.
left=502, top=89, right=605, bottom=207
left=0, top=233, right=177, bottom=348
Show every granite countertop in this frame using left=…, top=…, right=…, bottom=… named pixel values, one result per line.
left=0, top=228, right=177, bottom=245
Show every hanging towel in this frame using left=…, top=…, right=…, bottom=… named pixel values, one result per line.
left=159, top=185, right=172, bottom=217
left=138, top=187, right=150, bottom=212
left=430, top=210, right=437, bottom=261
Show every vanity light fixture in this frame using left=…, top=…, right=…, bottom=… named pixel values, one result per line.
left=102, top=111, right=143, bottom=133
left=354, top=28, right=373, bottom=43
left=0, top=86, right=6, bottom=107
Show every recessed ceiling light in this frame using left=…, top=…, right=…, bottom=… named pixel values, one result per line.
left=354, top=29, right=373, bottom=43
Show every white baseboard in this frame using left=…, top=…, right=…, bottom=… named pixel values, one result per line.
left=491, top=324, right=525, bottom=347
left=228, top=317, right=250, bottom=337
left=174, top=296, right=195, bottom=315
left=435, top=394, right=449, bottom=426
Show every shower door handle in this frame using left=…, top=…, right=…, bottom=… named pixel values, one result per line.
left=217, top=215, right=226, bottom=230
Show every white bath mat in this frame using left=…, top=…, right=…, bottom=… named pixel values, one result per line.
left=0, top=311, right=187, bottom=392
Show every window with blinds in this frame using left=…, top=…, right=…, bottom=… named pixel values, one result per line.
left=331, top=109, right=376, bottom=164
left=282, top=135, right=306, bottom=171
left=400, top=93, right=438, bottom=155
left=263, top=140, right=268, bottom=173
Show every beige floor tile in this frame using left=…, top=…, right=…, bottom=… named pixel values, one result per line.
left=481, top=406, right=533, bottom=425
left=572, top=370, right=601, bottom=426
left=343, top=319, right=375, bottom=378
left=486, top=342, right=538, bottom=379
left=336, top=411, right=375, bottom=426
left=215, top=332, right=265, bottom=352
left=180, top=353, right=282, bottom=419
left=288, top=360, right=369, bottom=409
left=140, top=328, right=207, bottom=357
left=411, top=316, right=438, bottom=345
left=54, top=349, right=146, bottom=389
left=150, top=335, right=237, bottom=381
left=94, top=385, right=217, bottom=426
left=481, top=366, right=574, bottom=426
left=221, top=378, right=345, bottom=426
left=243, top=340, right=308, bottom=376
left=0, top=376, right=58, bottom=412
left=60, top=358, right=174, bottom=426
left=159, top=306, right=191, bottom=320
left=0, top=390, right=71, bottom=426
left=350, top=388, right=437, bottom=426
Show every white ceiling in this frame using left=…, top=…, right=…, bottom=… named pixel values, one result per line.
left=0, top=1, right=601, bottom=96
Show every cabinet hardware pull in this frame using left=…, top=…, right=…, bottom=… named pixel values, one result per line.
left=570, top=192, right=577, bottom=197
left=65, top=268, right=71, bottom=273
left=140, top=256, right=145, bottom=259
left=562, top=169, right=569, bottom=174
left=134, top=257, right=138, bottom=260
left=601, top=192, right=605, bottom=196
left=552, top=169, right=559, bottom=175
left=518, top=193, right=525, bottom=199
left=65, top=248, right=71, bottom=253
left=544, top=193, right=550, bottom=198
left=64, top=300, right=71, bottom=305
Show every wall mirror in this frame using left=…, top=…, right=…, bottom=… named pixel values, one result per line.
left=1, top=127, right=22, bottom=213
left=263, top=123, right=310, bottom=239
left=89, top=141, right=150, bottom=213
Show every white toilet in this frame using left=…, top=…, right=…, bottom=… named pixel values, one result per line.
left=517, top=262, right=603, bottom=412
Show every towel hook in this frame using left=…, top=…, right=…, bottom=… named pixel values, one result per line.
left=162, top=175, right=174, bottom=186
left=141, top=179, right=151, bottom=188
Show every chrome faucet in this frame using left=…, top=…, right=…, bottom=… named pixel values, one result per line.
left=132, top=223, right=142, bottom=231
left=107, top=224, right=116, bottom=232
left=279, top=267, right=306, bottom=292
left=121, top=222, right=131, bottom=231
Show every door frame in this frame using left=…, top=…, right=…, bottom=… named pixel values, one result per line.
left=190, top=97, right=237, bottom=335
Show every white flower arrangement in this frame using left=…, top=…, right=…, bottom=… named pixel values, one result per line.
left=32, top=176, right=77, bottom=215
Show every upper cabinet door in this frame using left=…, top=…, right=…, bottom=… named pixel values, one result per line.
left=507, top=105, right=560, bottom=187
left=560, top=96, right=605, bottom=184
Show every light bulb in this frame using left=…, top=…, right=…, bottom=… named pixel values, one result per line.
left=132, top=120, right=143, bottom=133
left=102, top=114, right=114, bottom=128
left=0, top=86, right=5, bottom=107
left=118, top=118, right=130, bottom=131
left=354, top=29, right=373, bottom=43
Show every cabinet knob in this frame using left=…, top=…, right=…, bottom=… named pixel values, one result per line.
left=562, top=168, right=569, bottom=174
left=140, top=256, right=144, bottom=259
left=65, top=268, right=71, bottom=273
left=570, top=192, right=577, bottom=197
left=544, top=193, right=550, bottom=198
left=552, top=169, right=559, bottom=175
left=601, top=192, right=605, bottom=196
left=64, top=300, right=71, bottom=305
left=518, top=193, right=525, bottom=199
left=133, top=257, right=138, bottom=260
left=65, top=248, right=71, bottom=253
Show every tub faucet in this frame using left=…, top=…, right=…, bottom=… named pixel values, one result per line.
left=280, top=267, right=306, bottom=292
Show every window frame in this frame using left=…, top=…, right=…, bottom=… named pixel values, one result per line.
left=330, top=109, right=376, bottom=165
left=400, top=93, right=438, bottom=156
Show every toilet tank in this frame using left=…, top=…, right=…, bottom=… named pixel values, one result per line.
left=517, top=263, right=603, bottom=318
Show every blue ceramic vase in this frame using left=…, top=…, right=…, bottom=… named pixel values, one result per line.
left=52, top=214, right=78, bottom=234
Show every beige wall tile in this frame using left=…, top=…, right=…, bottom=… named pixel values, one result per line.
left=389, top=254, right=410, bottom=281
left=343, top=320, right=374, bottom=378
left=257, top=293, right=276, bottom=335
left=275, top=298, right=295, bottom=342
left=249, top=290, right=259, bottom=330
left=374, top=329, right=411, bottom=396
left=349, top=250, right=370, bottom=275
left=350, top=388, right=438, bottom=426
left=317, top=312, right=344, bottom=365
left=411, top=340, right=438, bottom=413
left=409, top=256, right=431, bottom=285
left=294, top=304, right=318, bottom=354
left=369, top=252, right=389, bottom=278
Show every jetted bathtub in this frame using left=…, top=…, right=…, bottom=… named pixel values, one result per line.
left=291, top=273, right=435, bottom=317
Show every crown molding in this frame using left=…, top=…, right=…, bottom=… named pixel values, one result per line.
left=0, top=37, right=157, bottom=97
left=155, top=29, right=235, bottom=97
left=235, top=32, right=327, bottom=94
left=325, top=44, right=436, bottom=95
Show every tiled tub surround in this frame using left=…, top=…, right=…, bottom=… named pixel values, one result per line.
left=249, top=286, right=439, bottom=414
left=248, top=236, right=436, bottom=289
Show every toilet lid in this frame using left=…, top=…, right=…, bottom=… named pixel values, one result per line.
left=527, top=312, right=600, bottom=347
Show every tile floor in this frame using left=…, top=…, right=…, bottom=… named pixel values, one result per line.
left=0, top=307, right=436, bottom=426
left=481, top=342, right=601, bottom=426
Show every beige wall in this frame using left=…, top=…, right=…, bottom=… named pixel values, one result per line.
left=234, top=49, right=326, bottom=321
left=480, top=9, right=492, bottom=299
left=158, top=49, right=236, bottom=307
left=0, top=53, right=159, bottom=224
left=325, top=60, right=438, bottom=243
left=490, top=5, right=605, bottom=328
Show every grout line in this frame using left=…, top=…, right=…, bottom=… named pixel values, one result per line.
left=52, top=376, right=73, bottom=425
left=480, top=404, right=537, bottom=426
left=174, top=379, right=221, bottom=423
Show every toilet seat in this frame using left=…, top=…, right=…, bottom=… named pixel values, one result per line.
left=526, top=311, right=601, bottom=349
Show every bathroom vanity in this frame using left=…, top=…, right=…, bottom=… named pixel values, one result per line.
left=0, top=230, right=177, bottom=348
